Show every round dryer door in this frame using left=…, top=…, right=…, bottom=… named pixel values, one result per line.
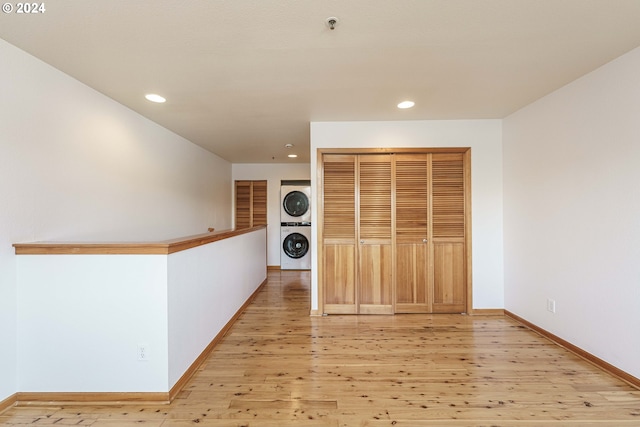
left=282, top=191, right=309, bottom=218
left=282, top=232, right=309, bottom=259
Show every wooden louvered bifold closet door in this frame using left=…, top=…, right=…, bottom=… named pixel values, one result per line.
left=235, top=180, right=267, bottom=229
left=431, top=153, right=466, bottom=313
left=235, top=181, right=252, bottom=229
left=394, top=154, right=430, bottom=313
left=251, top=181, right=267, bottom=226
left=322, top=155, right=357, bottom=314
left=358, top=155, right=393, bottom=314
left=321, top=150, right=467, bottom=315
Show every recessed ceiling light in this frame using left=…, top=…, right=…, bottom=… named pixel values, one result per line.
left=145, top=94, right=166, bottom=103
left=288, top=154, right=298, bottom=158
left=397, top=100, right=415, bottom=109
left=284, top=143, right=294, bottom=149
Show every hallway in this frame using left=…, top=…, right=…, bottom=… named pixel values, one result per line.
left=1, top=270, right=639, bottom=426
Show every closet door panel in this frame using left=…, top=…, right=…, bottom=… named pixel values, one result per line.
left=235, top=181, right=252, bottom=229
left=431, top=153, right=466, bottom=313
left=394, top=154, right=430, bottom=313
left=324, top=244, right=357, bottom=314
left=322, top=154, right=357, bottom=313
left=395, top=244, right=429, bottom=313
left=432, top=242, right=465, bottom=313
left=359, top=244, right=393, bottom=314
left=251, top=180, right=267, bottom=226
left=432, top=153, right=465, bottom=239
left=358, top=155, right=393, bottom=314
left=235, top=180, right=267, bottom=228
left=323, top=155, right=356, bottom=240
left=359, top=156, right=392, bottom=240
left=395, top=155, right=429, bottom=242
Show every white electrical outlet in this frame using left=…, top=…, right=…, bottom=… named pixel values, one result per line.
left=138, top=344, right=149, bottom=361
left=546, top=298, right=556, bottom=314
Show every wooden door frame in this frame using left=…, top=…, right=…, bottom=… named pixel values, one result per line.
left=316, top=147, right=472, bottom=315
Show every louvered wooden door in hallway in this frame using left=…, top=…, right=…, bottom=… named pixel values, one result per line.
left=394, top=154, right=430, bottom=313
left=394, top=153, right=467, bottom=313
left=358, top=154, right=393, bottom=314
left=431, top=153, right=466, bottom=313
left=320, top=149, right=470, bottom=315
left=235, top=180, right=267, bottom=229
left=321, top=153, right=394, bottom=314
left=322, top=154, right=358, bottom=314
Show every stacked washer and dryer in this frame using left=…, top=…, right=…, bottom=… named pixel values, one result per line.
left=280, top=181, right=311, bottom=270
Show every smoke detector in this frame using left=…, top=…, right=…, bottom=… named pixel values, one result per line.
left=326, top=17, right=339, bottom=30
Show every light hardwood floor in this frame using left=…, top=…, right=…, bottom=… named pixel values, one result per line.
left=2, top=270, right=639, bottom=426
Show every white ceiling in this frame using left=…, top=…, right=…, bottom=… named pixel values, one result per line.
left=2, top=1, right=640, bottom=164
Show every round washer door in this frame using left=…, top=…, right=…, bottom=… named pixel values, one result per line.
left=282, top=191, right=309, bottom=217
left=282, top=232, right=309, bottom=259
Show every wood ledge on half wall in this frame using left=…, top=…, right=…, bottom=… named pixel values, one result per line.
left=12, top=225, right=267, bottom=255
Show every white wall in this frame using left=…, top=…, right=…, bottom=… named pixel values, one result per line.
left=503, top=47, right=640, bottom=379
left=0, top=246, right=16, bottom=402
left=0, top=39, right=232, bottom=400
left=17, top=255, right=169, bottom=392
left=15, top=227, right=267, bottom=393
left=310, top=120, right=504, bottom=312
left=167, top=228, right=267, bottom=387
left=232, top=163, right=311, bottom=266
